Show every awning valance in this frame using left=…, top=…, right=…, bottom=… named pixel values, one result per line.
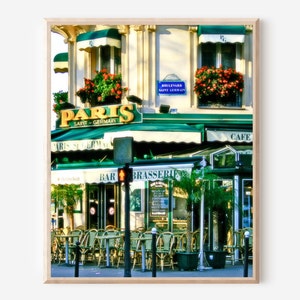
left=206, top=129, right=252, bottom=143
left=103, top=123, right=202, bottom=144
left=51, top=162, right=195, bottom=184
left=76, top=28, right=121, bottom=50
left=51, top=127, right=111, bottom=152
left=51, top=123, right=203, bottom=153
left=53, top=52, right=68, bottom=73
left=198, top=25, right=245, bottom=43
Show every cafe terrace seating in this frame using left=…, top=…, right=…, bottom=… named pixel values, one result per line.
left=96, top=229, right=106, bottom=266
left=80, top=228, right=98, bottom=264
left=68, top=229, right=84, bottom=263
left=51, top=229, right=64, bottom=263
left=117, top=230, right=140, bottom=269
left=131, top=230, right=153, bottom=270
left=173, top=231, right=187, bottom=253
left=97, top=228, right=122, bottom=267
left=224, top=227, right=240, bottom=265
left=222, top=227, right=253, bottom=265
left=156, top=231, right=175, bottom=271
left=51, top=229, right=83, bottom=264
left=238, top=227, right=253, bottom=263
left=51, top=227, right=252, bottom=269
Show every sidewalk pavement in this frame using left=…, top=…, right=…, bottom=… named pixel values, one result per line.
left=51, top=261, right=253, bottom=279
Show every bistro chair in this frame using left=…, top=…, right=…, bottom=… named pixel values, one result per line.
left=102, top=229, right=121, bottom=267
left=156, top=231, right=175, bottom=271
left=105, top=225, right=117, bottom=230
left=51, top=230, right=57, bottom=263
left=135, top=231, right=154, bottom=270
left=129, top=231, right=143, bottom=270
left=224, top=228, right=240, bottom=265
left=115, top=230, right=140, bottom=269
left=52, top=232, right=66, bottom=264
left=97, top=229, right=108, bottom=266
left=115, top=235, right=125, bottom=268
left=191, top=229, right=200, bottom=252
left=174, top=231, right=187, bottom=253
left=191, top=228, right=208, bottom=253
left=239, top=227, right=253, bottom=263
left=68, top=229, right=84, bottom=263
left=80, top=228, right=98, bottom=264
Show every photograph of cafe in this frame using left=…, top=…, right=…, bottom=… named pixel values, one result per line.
left=49, top=22, right=256, bottom=266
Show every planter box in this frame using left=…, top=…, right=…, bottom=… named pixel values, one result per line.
left=205, top=251, right=227, bottom=269
left=176, top=252, right=199, bottom=271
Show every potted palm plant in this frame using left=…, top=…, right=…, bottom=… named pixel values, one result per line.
left=169, top=168, right=203, bottom=270
left=169, top=166, right=232, bottom=270
left=203, top=182, right=233, bottom=269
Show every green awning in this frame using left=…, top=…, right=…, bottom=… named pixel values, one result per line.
left=197, top=25, right=246, bottom=43
left=51, top=123, right=204, bottom=153
left=51, top=127, right=111, bottom=152
left=206, top=129, right=252, bottom=143
left=142, top=112, right=252, bottom=127
left=76, top=28, right=121, bottom=50
left=53, top=52, right=68, bottom=73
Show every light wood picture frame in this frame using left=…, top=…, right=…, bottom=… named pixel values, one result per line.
left=45, top=18, right=260, bottom=284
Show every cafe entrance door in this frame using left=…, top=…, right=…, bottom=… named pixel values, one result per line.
left=87, top=184, right=118, bottom=229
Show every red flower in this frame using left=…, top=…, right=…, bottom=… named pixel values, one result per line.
left=194, top=66, right=244, bottom=100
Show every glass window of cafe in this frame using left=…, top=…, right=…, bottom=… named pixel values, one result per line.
left=127, top=180, right=188, bottom=232
left=126, top=177, right=249, bottom=233
left=147, top=181, right=187, bottom=232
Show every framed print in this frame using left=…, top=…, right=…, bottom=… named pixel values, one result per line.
left=45, top=18, right=259, bottom=284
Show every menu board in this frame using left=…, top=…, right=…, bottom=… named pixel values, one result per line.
left=149, top=182, right=168, bottom=217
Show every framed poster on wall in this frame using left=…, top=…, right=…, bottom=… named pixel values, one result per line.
left=46, top=18, right=259, bottom=284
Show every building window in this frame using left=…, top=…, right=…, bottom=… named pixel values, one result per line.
left=91, top=46, right=121, bottom=75
left=201, top=43, right=237, bottom=69
left=242, top=179, right=253, bottom=228
left=198, top=43, right=242, bottom=108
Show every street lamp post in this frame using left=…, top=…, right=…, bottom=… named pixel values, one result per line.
left=197, top=156, right=211, bottom=271
left=198, top=186, right=205, bottom=271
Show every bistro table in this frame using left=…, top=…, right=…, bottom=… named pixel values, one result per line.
left=57, top=234, right=75, bottom=265
left=132, top=236, right=153, bottom=272
left=96, top=234, right=122, bottom=268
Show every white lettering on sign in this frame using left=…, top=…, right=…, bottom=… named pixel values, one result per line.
left=51, top=139, right=113, bottom=152
left=52, top=166, right=193, bottom=184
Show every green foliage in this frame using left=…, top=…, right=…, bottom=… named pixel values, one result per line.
left=204, top=183, right=232, bottom=212
left=51, top=184, right=82, bottom=215
left=170, top=169, right=203, bottom=212
left=53, top=90, right=68, bottom=104
left=52, top=90, right=74, bottom=115
left=169, top=169, right=233, bottom=252
left=194, top=66, right=244, bottom=102
left=75, top=68, right=128, bottom=107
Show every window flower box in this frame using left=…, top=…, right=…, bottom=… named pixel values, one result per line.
left=75, top=68, right=128, bottom=107
left=194, top=66, right=244, bottom=108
